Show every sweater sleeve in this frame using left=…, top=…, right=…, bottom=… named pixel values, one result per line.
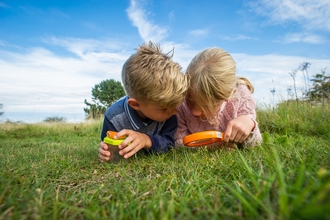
left=174, top=104, right=190, bottom=146
left=236, top=84, right=262, bottom=147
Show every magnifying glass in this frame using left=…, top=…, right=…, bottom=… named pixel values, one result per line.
left=183, top=130, right=224, bottom=147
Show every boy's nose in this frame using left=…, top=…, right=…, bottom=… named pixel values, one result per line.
left=170, top=109, right=177, bottom=115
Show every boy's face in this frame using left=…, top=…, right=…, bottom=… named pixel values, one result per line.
left=129, top=99, right=177, bottom=122
left=138, top=102, right=177, bottom=122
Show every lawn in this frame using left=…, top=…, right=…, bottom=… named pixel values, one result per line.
left=1, top=101, right=329, bottom=219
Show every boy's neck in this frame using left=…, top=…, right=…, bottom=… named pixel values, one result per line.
left=136, top=110, right=150, bottom=122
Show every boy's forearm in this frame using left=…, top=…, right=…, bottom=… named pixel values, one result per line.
left=145, top=116, right=178, bottom=153
left=148, top=134, right=175, bottom=153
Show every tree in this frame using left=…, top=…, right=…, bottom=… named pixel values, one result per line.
left=0, top=103, right=3, bottom=116
left=306, top=68, right=330, bottom=102
left=43, top=116, right=66, bottom=123
left=84, top=79, right=126, bottom=119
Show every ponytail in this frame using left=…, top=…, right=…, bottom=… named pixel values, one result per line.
left=236, top=76, right=254, bottom=93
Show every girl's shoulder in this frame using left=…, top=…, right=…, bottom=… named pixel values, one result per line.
left=226, top=84, right=255, bottom=109
left=236, top=83, right=251, bottom=92
left=235, top=83, right=254, bottom=99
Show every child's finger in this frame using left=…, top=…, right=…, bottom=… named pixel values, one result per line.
left=118, top=140, right=136, bottom=155
left=98, top=153, right=110, bottom=162
left=98, top=147, right=110, bottom=157
left=122, top=147, right=139, bottom=159
left=118, top=135, right=133, bottom=148
left=115, top=129, right=130, bottom=139
left=234, top=133, right=244, bottom=143
left=100, top=142, right=109, bottom=150
left=223, top=124, right=233, bottom=142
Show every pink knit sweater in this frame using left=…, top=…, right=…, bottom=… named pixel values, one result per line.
left=175, top=84, right=262, bottom=147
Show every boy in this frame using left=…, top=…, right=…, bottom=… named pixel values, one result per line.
left=98, top=42, right=188, bottom=163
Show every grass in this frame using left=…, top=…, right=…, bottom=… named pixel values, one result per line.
left=1, top=101, right=330, bottom=220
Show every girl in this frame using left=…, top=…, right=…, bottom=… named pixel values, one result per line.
left=175, top=47, right=262, bottom=148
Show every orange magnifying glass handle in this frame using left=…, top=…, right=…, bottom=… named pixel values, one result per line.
left=183, top=130, right=224, bottom=147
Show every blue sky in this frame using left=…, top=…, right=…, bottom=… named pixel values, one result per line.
left=1, top=0, right=330, bottom=123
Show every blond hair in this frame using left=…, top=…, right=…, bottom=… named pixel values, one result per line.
left=187, top=47, right=254, bottom=121
left=236, top=76, right=254, bottom=93
left=122, top=41, right=188, bottom=111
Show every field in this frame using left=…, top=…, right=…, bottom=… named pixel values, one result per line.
left=1, top=101, right=330, bottom=219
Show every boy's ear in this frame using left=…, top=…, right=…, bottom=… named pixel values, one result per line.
left=127, top=98, right=141, bottom=110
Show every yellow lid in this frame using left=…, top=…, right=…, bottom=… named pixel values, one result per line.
left=103, top=136, right=124, bottom=146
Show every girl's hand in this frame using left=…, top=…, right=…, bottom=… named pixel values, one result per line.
left=224, top=115, right=255, bottom=143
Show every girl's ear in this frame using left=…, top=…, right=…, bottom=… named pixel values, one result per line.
left=127, top=98, right=141, bottom=110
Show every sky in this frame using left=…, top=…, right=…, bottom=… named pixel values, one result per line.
left=1, top=0, right=330, bottom=123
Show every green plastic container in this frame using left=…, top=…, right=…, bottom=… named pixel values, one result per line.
left=103, top=136, right=125, bottom=164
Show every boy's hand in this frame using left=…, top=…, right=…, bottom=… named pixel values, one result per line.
left=224, top=115, right=255, bottom=143
left=98, top=141, right=110, bottom=163
left=115, top=129, right=152, bottom=159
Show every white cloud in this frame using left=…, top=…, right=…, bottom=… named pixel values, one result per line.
left=0, top=37, right=131, bottom=122
left=247, top=0, right=330, bottom=31
left=0, top=2, right=10, bottom=8
left=219, top=34, right=259, bottom=41
left=233, top=52, right=330, bottom=106
left=50, top=8, right=70, bottom=18
left=189, top=29, right=210, bottom=37
left=168, top=11, right=175, bottom=21
left=126, top=0, right=168, bottom=42
left=281, top=32, right=328, bottom=44
left=1, top=22, right=329, bottom=123
left=1, top=37, right=329, bottom=122
left=161, top=42, right=200, bottom=71
left=43, top=37, right=125, bottom=58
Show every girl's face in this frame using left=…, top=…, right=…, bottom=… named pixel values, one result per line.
left=186, top=90, right=224, bottom=119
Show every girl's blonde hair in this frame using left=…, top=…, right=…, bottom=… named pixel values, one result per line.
left=186, top=47, right=253, bottom=122
left=236, top=76, right=254, bottom=93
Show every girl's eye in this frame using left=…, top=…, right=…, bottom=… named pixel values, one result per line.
left=186, top=99, right=195, bottom=104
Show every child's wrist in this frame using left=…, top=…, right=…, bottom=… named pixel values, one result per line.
left=143, top=134, right=153, bottom=149
left=248, top=115, right=257, bottom=132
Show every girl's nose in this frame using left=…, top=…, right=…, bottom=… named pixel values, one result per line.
left=191, top=106, right=202, bottom=117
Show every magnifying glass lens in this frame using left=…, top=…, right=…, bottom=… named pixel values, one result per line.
left=189, top=138, right=218, bottom=145
left=183, top=131, right=224, bottom=147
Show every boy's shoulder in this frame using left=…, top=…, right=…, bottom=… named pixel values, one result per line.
left=104, top=96, right=128, bottom=118
left=104, top=96, right=133, bottom=131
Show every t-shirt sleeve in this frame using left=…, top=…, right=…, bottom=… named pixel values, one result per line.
left=100, top=114, right=117, bottom=141
left=236, top=84, right=262, bottom=147
left=147, top=115, right=178, bottom=153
